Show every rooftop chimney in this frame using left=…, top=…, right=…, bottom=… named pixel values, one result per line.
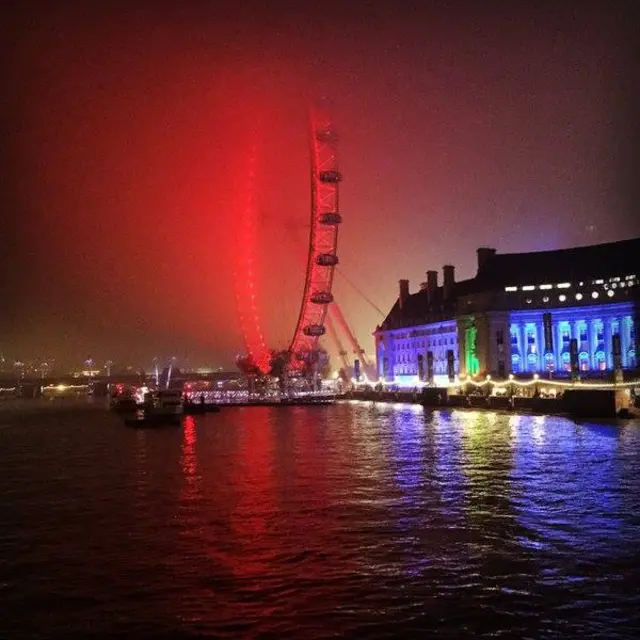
left=477, top=247, right=497, bottom=274
left=398, top=279, right=409, bottom=310
left=443, top=265, right=455, bottom=300
left=426, top=270, right=438, bottom=304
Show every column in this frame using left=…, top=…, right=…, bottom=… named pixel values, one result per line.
left=588, top=319, right=597, bottom=370
left=604, top=317, right=613, bottom=370
left=614, top=316, right=623, bottom=369
left=533, top=320, right=542, bottom=372
left=621, top=316, right=629, bottom=368
left=555, top=321, right=564, bottom=371
left=519, top=323, right=526, bottom=372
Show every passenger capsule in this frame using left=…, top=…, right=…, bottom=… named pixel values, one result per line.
left=316, top=253, right=339, bottom=267
left=303, top=324, right=326, bottom=337
left=310, top=291, right=334, bottom=304
left=320, top=212, right=342, bottom=225
left=319, top=170, right=343, bottom=183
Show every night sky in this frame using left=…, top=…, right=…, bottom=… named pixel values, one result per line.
left=2, top=2, right=638, bottom=371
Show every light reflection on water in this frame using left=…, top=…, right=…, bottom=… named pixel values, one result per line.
left=0, top=401, right=639, bottom=638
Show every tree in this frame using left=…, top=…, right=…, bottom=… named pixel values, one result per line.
left=235, top=354, right=263, bottom=377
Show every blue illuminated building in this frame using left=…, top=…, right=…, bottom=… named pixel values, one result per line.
left=375, top=237, right=639, bottom=385
left=509, top=303, right=635, bottom=374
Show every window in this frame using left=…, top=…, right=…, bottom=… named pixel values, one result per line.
left=510, top=329, right=519, bottom=350
left=578, top=322, right=588, bottom=353
left=526, top=325, right=537, bottom=355
left=579, top=351, right=590, bottom=372
left=594, top=321, right=604, bottom=348
left=559, top=323, right=571, bottom=351
left=544, top=352, right=555, bottom=372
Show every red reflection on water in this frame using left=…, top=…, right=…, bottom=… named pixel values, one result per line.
left=177, top=408, right=363, bottom=626
left=133, top=429, right=149, bottom=508
left=181, top=415, right=197, bottom=479
left=227, top=410, right=275, bottom=563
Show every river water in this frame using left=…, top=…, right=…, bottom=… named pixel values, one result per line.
left=1, top=400, right=640, bottom=638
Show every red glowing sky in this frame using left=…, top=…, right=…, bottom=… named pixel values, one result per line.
left=2, top=3, right=638, bottom=370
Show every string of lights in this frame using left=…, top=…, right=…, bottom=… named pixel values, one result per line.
left=352, top=374, right=640, bottom=391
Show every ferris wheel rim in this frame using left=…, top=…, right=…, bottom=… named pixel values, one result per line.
left=286, top=107, right=342, bottom=366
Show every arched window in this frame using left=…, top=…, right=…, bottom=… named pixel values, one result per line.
left=561, top=351, right=571, bottom=372
left=579, top=351, right=590, bottom=372
left=544, top=352, right=555, bottom=372
left=527, top=352, right=538, bottom=372
left=595, top=350, right=606, bottom=371
left=627, top=349, right=636, bottom=369
left=511, top=353, right=521, bottom=373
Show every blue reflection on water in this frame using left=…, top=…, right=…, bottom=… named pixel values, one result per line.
left=510, top=415, right=629, bottom=561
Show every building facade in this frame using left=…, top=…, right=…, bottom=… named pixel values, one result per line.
left=375, top=238, right=639, bottom=385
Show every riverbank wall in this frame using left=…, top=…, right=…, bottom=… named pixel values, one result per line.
left=347, top=387, right=637, bottom=419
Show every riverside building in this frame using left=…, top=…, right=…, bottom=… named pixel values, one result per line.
left=374, top=237, right=639, bottom=386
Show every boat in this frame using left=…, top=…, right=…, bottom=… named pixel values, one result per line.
left=109, top=393, right=139, bottom=413
left=148, top=389, right=184, bottom=416
left=122, top=389, right=184, bottom=427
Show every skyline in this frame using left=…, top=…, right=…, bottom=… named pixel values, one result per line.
left=3, top=2, right=639, bottom=369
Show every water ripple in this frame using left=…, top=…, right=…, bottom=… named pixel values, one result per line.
left=1, top=402, right=640, bottom=638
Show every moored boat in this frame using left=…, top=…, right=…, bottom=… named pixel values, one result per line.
left=121, top=389, right=184, bottom=427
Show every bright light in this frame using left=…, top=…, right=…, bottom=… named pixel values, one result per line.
left=559, top=294, right=566, bottom=302
left=393, top=374, right=422, bottom=389
left=591, top=291, right=599, bottom=299
left=576, top=293, right=583, bottom=300
left=57, top=384, right=66, bottom=391
left=557, top=283, right=571, bottom=289
left=539, top=284, right=553, bottom=290
left=607, top=290, right=615, bottom=297
left=522, top=285, right=535, bottom=291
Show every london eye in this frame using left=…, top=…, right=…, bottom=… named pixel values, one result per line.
left=288, top=107, right=342, bottom=367
left=235, top=105, right=343, bottom=376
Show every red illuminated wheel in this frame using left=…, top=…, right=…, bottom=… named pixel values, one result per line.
left=287, top=107, right=342, bottom=366
left=234, top=106, right=342, bottom=375
left=235, top=130, right=272, bottom=374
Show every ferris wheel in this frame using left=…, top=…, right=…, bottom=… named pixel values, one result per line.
left=235, top=105, right=343, bottom=374
left=288, top=107, right=342, bottom=366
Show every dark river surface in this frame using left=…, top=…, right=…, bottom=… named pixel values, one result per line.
left=1, top=400, right=640, bottom=639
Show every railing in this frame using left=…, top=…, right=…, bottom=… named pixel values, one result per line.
left=185, top=389, right=337, bottom=405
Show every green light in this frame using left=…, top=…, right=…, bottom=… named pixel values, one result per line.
left=465, top=324, right=479, bottom=376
